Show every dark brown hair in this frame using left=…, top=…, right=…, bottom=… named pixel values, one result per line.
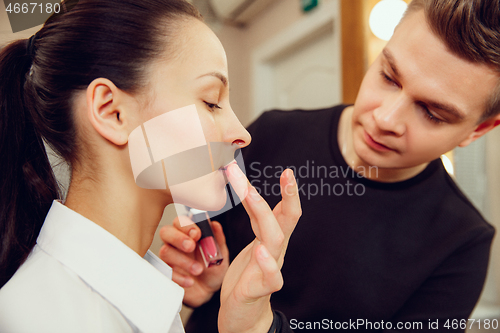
left=0, top=0, right=201, bottom=287
left=405, top=0, right=500, bottom=121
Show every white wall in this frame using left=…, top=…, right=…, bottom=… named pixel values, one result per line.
left=214, top=0, right=308, bottom=127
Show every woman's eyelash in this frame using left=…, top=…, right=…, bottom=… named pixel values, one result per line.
left=204, top=102, right=222, bottom=111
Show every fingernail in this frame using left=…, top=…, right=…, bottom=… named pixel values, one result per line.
left=182, top=239, right=192, bottom=251
left=192, top=262, right=203, bottom=275
left=249, top=187, right=261, bottom=201
left=189, top=229, right=197, bottom=239
left=230, top=164, right=244, bottom=178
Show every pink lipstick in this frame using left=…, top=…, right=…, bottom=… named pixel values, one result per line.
left=188, top=208, right=223, bottom=267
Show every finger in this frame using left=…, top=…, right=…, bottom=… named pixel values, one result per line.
left=159, top=225, right=196, bottom=253
left=249, top=244, right=283, bottom=298
left=160, top=223, right=199, bottom=253
left=171, top=270, right=194, bottom=288
left=276, top=169, right=302, bottom=236
left=226, top=164, right=258, bottom=230
left=226, top=163, right=284, bottom=259
left=226, top=164, right=260, bottom=225
left=174, top=216, right=203, bottom=242
left=158, top=243, right=205, bottom=276
left=244, top=187, right=285, bottom=261
left=226, top=163, right=249, bottom=203
left=226, top=163, right=285, bottom=260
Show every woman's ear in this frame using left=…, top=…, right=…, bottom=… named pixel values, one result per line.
left=458, top=115, right=500, bottom=147
left=86, top=78, right=134, bottom=146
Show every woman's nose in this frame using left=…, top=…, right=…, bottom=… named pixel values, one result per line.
left=224, top=108, right=251, bottom=149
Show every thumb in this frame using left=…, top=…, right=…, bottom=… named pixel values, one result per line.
left=253, top=245, right=283, bottom=298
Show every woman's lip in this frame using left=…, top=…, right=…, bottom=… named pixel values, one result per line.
left=364, top=131, right=394, bottom=152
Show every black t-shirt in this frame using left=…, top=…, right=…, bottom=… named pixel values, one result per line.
left=186, top=105, right=495, bottom=332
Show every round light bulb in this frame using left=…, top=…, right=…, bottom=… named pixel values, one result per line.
left=369, top=0, right=408, bottom=41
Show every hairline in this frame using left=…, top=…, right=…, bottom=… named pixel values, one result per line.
left=401, top=3, right=500, bottom=124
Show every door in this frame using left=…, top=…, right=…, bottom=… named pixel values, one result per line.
left=252, top=0, right=341, bottom=118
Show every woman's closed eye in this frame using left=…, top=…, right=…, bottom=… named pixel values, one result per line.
left=204, top=101, right=222, bottom=112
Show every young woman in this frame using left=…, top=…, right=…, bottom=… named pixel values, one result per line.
left=0, top=0, right=301, bottom=332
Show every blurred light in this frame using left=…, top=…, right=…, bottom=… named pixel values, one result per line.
left=369, top=0, right=408, bottom=41
left=441, top=154, right=455, bottom=176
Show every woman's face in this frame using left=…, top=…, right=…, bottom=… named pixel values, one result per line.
left=137, top=18, right=251, bottom=211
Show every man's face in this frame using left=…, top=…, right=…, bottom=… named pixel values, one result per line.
left=352, top=9, right=499, bottom=170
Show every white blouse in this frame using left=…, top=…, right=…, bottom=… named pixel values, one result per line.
left=0, top=200, right=185, bottom=333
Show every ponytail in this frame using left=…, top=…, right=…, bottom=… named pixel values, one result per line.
left=0, top=39, right=59, bottom=288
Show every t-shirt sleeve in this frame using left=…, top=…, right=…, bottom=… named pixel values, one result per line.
left=386, top=226, right=495, bottom=332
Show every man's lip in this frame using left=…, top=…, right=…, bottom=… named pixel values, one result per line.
left=364, top=131, right=395, bottom=152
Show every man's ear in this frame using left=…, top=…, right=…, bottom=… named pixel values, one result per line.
left=86, top=78, right=132, bottom=146
left=458, top=115, right=500, bottom=147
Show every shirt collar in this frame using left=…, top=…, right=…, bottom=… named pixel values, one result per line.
left=37, top=200, right=184, bottom=333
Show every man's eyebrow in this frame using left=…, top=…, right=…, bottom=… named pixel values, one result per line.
left=426, top=101, right=466, bottom=120
left=197, top=72, right=228, bottom=87
left=382, top=48, right=400, bottom=77
left=382, top=48, right=465, bottom=121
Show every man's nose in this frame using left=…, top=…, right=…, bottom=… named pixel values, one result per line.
left=372, top=94, right=408, bottom=136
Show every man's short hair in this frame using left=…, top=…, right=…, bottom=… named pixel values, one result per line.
left=404, top=0, right=500, bottom=122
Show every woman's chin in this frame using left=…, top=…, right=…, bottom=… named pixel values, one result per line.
left=198, top=195, right=227, bottom=212
left=179, top=191, right=227, bottom=212
left=169, top=171, right=228, bottom=211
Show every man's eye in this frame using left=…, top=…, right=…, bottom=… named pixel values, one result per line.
left=416, top=102, right=446, bottom=124
left=380, top=70, right=396, bottom=85
left=204, top=102, right=222, bottom=111
left=422, top=106, right=445, bottom=124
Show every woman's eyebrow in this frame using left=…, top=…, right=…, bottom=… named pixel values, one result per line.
left=197, top=71, right=228, bottom=87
